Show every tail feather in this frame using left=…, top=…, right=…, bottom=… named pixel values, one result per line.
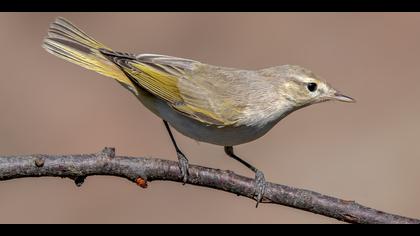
left=47, top=17, right=110, bottom=50
left=42, top=17, right=135, bottom=89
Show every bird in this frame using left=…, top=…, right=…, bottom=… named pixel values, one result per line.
left=42, top=17, right=355, bottom=206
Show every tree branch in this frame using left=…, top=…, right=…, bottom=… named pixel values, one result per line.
left=0, top=147, right=418, bottom=224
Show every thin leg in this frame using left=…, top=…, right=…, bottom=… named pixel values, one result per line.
left=163, top=120, right=189, bottom=183
left=224, top=146, right=266, bottom=207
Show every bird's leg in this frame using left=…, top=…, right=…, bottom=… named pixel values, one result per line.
left=163, top=120, right=189, bottom=183
left=224, top=146, right=266, bottom=207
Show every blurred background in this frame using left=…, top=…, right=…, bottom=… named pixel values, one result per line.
left=0, top=13, right=419, bottom=223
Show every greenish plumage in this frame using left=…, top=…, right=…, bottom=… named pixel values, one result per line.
left=42, top=17, right=355, bottom=204
left=43, top=17, right=354, bottom=145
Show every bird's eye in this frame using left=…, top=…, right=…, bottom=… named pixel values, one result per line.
left=307, top=82, right=317, bottom=92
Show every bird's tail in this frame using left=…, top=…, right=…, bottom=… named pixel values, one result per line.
left=42, top=17, right=135, bottom=88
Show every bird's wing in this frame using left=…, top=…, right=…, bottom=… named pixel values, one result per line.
left=100, top=51, right=242, bottom=126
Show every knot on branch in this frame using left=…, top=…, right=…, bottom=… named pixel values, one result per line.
left=100, top=147, right=115, bottom=159
left=73, top=176, right=86, bottom=187
left=135, top=177, right=148, bottom=188
left=34, top=157, right=45, bottom=167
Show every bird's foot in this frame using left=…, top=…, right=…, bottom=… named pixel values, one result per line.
left=254, top=170, right=266, bottom=208
left=176, top=151, right=189, bottom=184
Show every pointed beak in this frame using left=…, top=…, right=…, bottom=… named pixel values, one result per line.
left=332, top=92, right=356, bottom=103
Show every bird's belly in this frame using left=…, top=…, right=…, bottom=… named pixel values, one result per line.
left=136, top=92, right=277, bottom=146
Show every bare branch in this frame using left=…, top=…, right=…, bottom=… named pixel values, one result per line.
left=0, top=147, right=418, bottom=224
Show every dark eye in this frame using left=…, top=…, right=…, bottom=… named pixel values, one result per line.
left=307, top=82, right=317, bottom=92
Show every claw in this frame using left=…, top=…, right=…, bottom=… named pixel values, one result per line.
left=254, top=170, right=266, bottom=208
left=177, top=151, right=189, bottom=184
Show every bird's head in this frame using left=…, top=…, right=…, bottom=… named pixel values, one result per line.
left=262, top=65, right=355, bottom=108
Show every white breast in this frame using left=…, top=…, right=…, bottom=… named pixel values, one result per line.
left=136, top=91, right=284, bottom=146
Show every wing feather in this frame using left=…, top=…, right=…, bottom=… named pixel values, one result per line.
left=100, top=51, right=237, bottom=125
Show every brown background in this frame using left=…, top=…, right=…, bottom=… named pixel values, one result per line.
left=0, top=13, right=419, bottom=223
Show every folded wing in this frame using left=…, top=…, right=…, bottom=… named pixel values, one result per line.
left=101, top=51, right=242, bottom=126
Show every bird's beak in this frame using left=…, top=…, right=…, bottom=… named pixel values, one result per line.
left=331, top=91, right=356, bottom=103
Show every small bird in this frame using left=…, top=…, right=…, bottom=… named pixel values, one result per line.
left=42, top=17, right=355, bottom=206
